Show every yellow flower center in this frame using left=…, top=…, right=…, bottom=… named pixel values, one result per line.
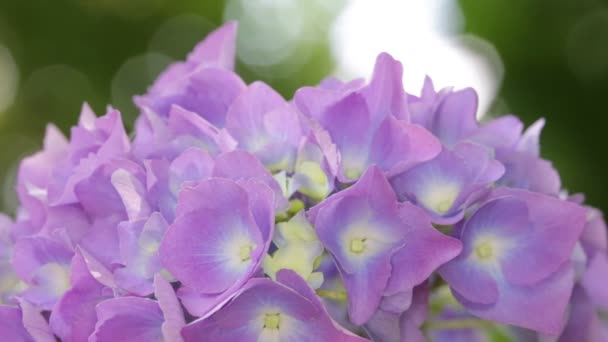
left=239, top=244, right=253, bottom=262
left=350, top=238, right=366, bottom=254
left=264, top=313, right=281, bottom=330
left=436, top=200, right=452, bottom=214
left=475, top=241, right=494, bottom=260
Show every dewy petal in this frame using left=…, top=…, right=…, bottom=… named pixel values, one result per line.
left=159, top=178, right=264, bottom=294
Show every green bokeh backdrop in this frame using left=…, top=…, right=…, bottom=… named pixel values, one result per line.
left=0, top=0, right=606, bottom=213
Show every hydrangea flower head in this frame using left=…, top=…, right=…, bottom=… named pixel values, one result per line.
left=0, top=21, right=602, bottom=342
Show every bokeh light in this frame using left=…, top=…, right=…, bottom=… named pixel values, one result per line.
left=148, top=14, right=216, bottom=60
left=111, top=53, right=173, bottom=126
left=0, top=0, right=605, bottom=214
left=565, top=8, right=608, bottom=83
left=21, top=64, right=94, bottom=125
left=224, top=0, right=306, bottom=68
left=331, top=0, right=503, bottom=116
left=0, top=45, right=18, bottom=115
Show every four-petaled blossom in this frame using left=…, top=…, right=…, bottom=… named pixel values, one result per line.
left=310, top=166, right=461, bottom=324
left=439, top=188, right=587, bottom=333
left=182, top=270, right=367, bottom=342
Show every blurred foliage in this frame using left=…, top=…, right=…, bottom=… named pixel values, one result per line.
left=0, top=0, right=337, bottom=212
left=459, top=0, right=608, bottom=211
left=0, top=0, right=605, bottom=213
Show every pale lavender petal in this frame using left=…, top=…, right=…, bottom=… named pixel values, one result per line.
left=456, top=264, right=575, bottom=335
left=16, top=124, right=68, bottom=227
left=581, top=253, right=608, bottom=308
left=188, top=21, right=238, bottom=70
left=49, top=252, right=113, bottom=342
left=154, top=275, right=185, bottom=342
left=385, top=203, right=462, bottom=295
left=90, top=297, right=164, bottom=342
left=160, top=178, right=266, bottom=295
left=18, top=299, right=55, bottom=342
left=212, top=150, right=288, bottom=210
left=311, top=166, right=407, bottom=324
left=0, top=305, right=35, bottom=342
left=361, top=52, right=408, bottom=122
left=183, top=272, right=366, bottom=342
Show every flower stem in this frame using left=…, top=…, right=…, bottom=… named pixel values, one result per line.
left=316, top=289, right=348, bottom=302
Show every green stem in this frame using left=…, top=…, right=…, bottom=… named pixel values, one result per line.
left=316, top=289, right=348, bottom=302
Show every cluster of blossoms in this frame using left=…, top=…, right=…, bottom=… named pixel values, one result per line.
left=0, top=22, right=606, bottom=342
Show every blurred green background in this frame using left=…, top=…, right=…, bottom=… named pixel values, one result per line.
left=0, top=0, right=606, bottom=214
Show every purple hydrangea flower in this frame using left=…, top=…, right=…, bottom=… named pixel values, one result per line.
left=90, top=275, right=184, bottom=342
left=159, top=177, right=275, bottom=317
left=408, top=77, right=479, bottom=147
left=1, top=20, right=602, bottom=342
left=49, top=250, right=113, bottom=342
left=12, top=236, right=73, bottom=309
left=391, top=142, right=504, bottom=224
left=295, top=53, right=441, bottom=182
left=310, top=165, right=461, bottom=324
left=134, top=21, right=245, bottom=127
left=364, top=284, right=430, bottom=342
left=224, top=81, right=302, bottom=172
left=0, top=299, right=54, bottom=342
left=182, top=270, right=367, bottom=341
left=439, top=188, right=587, bottom=333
